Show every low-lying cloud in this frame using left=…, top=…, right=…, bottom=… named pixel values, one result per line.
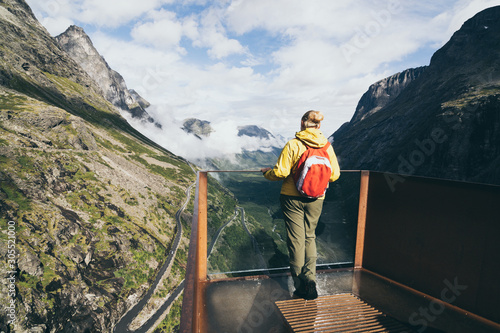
left=121, top=105, right=285, bottom=165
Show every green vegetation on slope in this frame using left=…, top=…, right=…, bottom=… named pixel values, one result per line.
left=0, top=88, right=196, bottom=332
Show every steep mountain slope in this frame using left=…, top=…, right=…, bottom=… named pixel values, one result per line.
left=0, top=89, right=194, bottom=332
left=55, top=25, right=160, bottom=127
left=333, top=6, right=500, bottom=186
left=0, top=0, right=114, bottom=123
left=0, top=0, right=199, bottom=331
left=345, top=66, right=427, bottom=126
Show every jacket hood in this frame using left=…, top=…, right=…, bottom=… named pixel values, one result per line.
left=295, top=128, right=328, bottom=148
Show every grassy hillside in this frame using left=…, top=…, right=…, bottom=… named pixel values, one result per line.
left=0, top=86, right=197, bottom=332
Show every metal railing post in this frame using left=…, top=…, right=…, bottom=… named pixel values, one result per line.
left=355, top=170, right=370, bottom=269
left=180, top=171, right=208, bottom=333
left=194, top=171, right=208, bottom=332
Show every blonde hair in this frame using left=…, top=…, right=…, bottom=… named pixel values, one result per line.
left=302, top=110, right=324, bottom=128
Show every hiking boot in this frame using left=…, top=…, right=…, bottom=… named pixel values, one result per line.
left=305, top=280, right=318, bottom=300
left=293, top=282, right=307, bottom=299
left=293, top=288, right=306, bottom=298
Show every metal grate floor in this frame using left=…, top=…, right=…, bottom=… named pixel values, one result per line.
left=275, top=293, right=414, bottom=332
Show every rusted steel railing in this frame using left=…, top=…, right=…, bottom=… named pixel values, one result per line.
left=179, top=171, right=207, bottom=333
left=180, top=169, right=360, bottom=332
left=180, top=170, right=261, bottom=332
left=354, top=170, right=369, bottom=268
left=180, top=170, right=500, bottom=332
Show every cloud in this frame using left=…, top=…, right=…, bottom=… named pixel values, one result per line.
left=129, top=5, right=246, bottom=58
left=79, top=0, right=174, bottom=27
left=27, top=0, right=79, bottom=34
left=225, top=0, right=357, bottom=38
left=121, top=106, right=283, bottom=164
left=191, top=6, right=246, bottom=59
left=25, top=0, right=500, bottom=142
left=445, top=0, right=500, bottom=35
left=38, top=16, right=74, bottom=35
left=131, top=9, right=184, bottom=51
left=89, top=32, right=282, bottom=131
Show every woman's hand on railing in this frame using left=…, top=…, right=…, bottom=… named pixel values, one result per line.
left=261, top=167, right=272, bottom=174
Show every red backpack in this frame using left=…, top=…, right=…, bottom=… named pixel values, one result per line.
left=293, top=141, right=332, bottom=198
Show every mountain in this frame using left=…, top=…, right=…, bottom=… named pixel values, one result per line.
left=55, top=25, right=160, bottom=128
left=0, top=0, right=207, bottom=331
left=0, top=1, right=110, bottom=117
left=332, top=5, right=500, bottom=186
left=182, top=118, right=214, bottom=139
left=178, top=118, right=284, bottom=169
left=195, top=122, right=283, bottom=170
left=237, top=125, right=273, bottom=139
left=129, top=89, right=151, bottom=109
left=346, top=67, right=427, bottom=126
left=207, top=147, right=282, bottom=172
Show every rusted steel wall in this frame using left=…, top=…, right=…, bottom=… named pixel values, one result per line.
left=362, top=172, right=500, bottom=324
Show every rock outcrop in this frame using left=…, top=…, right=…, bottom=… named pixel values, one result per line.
left=332, top=5, right=500, bottom=186
left=182, top=118, right=214, bottom=139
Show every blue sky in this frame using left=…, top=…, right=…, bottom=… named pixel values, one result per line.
left=24, top=0, right=500, bottom=159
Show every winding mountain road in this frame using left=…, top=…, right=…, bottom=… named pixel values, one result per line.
left=207, top=207, right=240, bottom=257
left=113, top=183, right=195, bottom=333
left=207, top=205, right=268, bottom=273
left=237, top=206, right=268, bottom=271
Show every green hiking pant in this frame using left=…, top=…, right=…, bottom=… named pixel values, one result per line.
left=280, top=194, right=324, bottom=290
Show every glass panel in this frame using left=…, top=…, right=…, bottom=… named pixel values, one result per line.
left=206, top=171, right=360, bottom=277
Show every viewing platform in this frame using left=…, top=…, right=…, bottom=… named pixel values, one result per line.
left=180, top=170, right=500, bottom=332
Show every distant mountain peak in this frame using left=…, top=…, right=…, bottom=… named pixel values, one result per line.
left=182, top=118, right=214, bottom=139
left=237, top=125, right=273, bottom=139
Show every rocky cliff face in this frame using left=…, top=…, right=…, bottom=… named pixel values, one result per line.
left=348, top=67, right=427, bottom=125
left=332, top=5, right=500, bottom=186
left=0, top=4, right=110, bottom=120
left=55, top=25, right=160, bottom=127
left=0, top=0, right=195, bottom=332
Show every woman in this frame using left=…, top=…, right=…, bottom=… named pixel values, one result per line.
left=261, top=110, right=340, bottom=299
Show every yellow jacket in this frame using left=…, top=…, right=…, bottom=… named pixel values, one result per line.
left=264, top=128, right=340, bottom=198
